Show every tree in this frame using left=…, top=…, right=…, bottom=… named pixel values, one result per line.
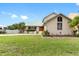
left=8, top=25, right=15, bottom=30
left=18, top=22, right=26, bottom=33
left=70, top=16, right=79, bottom=27
left=69, top=16, right=79, bottom=35
left=8, top=22, right=26, bottom=33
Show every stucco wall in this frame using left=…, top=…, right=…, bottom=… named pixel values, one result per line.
left=44, top=15, right=73, bottom=35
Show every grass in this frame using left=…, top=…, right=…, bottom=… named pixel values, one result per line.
left=0, top=35, right=79, bottom=56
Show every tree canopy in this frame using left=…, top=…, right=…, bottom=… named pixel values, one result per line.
left=8, top=22, right=26, bottom=33
left=69, top=16, right=79, bottom=27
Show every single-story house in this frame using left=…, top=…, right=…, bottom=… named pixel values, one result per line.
left=25, top=25, right=44, bottom=34
left=0, top=24, right=44, bottom=34
left=3, top=25, right=44, bottom=34
left=0, top=25, right=6, bottom=33
left=43, top=13, right=74, bottom=35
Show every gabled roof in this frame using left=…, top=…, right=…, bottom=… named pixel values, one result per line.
left=43, top=13, right=71, bottom=24
left=42, top=12, right=57, bottom=23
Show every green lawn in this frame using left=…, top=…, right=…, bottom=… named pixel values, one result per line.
left=0, top=35, right=79, bottom=56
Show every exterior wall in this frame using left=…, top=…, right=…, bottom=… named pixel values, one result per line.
left=44, top=15, right=73, bottom=35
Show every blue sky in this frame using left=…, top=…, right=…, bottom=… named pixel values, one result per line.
left=0, top=3, right=79, bottom=26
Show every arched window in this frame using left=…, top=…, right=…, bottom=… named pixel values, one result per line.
left=57, top=16, right=62, bottom=30
left=57, top=16, right=62, bottom=22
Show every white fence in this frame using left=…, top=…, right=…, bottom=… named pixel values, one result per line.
left=6, top=30, right=19, bottom=34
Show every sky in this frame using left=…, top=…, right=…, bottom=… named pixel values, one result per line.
left=0, top=3, right=79, bottom=26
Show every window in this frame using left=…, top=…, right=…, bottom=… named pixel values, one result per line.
left=57, top=16, right=62, bottom=22
left=28, top=26, right=36, bottom=30
left=0, top=27, right=2, bottom=29
left=57, top=16, right=62, bottom=30
left=57, top=23, right=62, bottom=30
left=28, top=27, right=31, bottom=29
left=39, top=26, right=44, bottom=31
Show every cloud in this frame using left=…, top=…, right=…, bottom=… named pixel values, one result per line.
left=1, top=11, right=12, bottom=16
left=76, top=3, right=79, bottom=6
left=54, top=10, right=57, bottom=12
left=1, top=11, right=6, bottom=15
left=20, top=15, right=28, bottom=20
left=7, top=13, right=12, bottom=15
left=11, top=14, right=18, bottom=19
left=0, top=11, right=28, bottom=20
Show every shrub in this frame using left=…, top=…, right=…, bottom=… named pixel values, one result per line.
left=42, top=30, right=49, bottom=36
left=0, top=31, right=6, bottom=34
left=76, top=31, right=79, bottom=37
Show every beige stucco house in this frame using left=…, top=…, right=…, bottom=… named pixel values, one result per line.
left=43, top=13, right=74, bottom=35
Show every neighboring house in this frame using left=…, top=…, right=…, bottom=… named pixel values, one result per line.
left=0, top=25, right=6, bottom=33
left=43, top=13, right=74, bottom=35
left=2, top=25, right=44, bottom=34
left=5, top=25, right=44, bottom=34
left=26, top=25, right=44, bottom=34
